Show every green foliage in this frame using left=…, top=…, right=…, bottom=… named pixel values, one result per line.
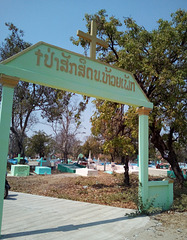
left=172, top=181, right=187, bottom=211
left=91, top=100, right=138, bottom=161
left=81, top=135, right=101, bottom=158
left=172, top=193, right=187, bottom=212
left=26, top=131, right=53, bottom=158
left=0, top=22, right=31, bottom=61
left=74, top=9, right=187, bottom=184
left=0, top=23, right=88, bottom=157
left=136, top=195, right=162, bottom=216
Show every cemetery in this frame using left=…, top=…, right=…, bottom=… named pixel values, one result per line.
left=167, top=167, right=187, bottom=180
left=58, top=162, right=86, bottom=173
left=0, top=8, right=186, bottom=239
left=0, top=28, right=175, bottom=219
left=5, top=144, right=187, bottom=201
left=5, top=153, right=186, bottom=239
left=7, top=152, right=184, bottom=179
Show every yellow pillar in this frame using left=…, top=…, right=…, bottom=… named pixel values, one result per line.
left=137, top=107, right=152, bottom=208
left=0, top=74, right=19, bottom=235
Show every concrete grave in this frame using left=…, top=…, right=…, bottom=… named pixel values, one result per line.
left=76, top=168, right=98, bottom=176
left=35, top=166, right=51, bottom=175
left=11, top=165, right=30, bottom=177
left=58, top=163, right=86, bottom=173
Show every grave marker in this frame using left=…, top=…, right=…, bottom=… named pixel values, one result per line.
left=38, top=157, right=46, bottom=166
left=35, top=166, right=51, bottom=175
left=15, top=154, right=23, bottom=164
left=35, top=157, right=51, bottom=174
left=11, top=165, right=30, bottom=176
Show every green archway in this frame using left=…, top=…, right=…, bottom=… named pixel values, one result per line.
left=0, top=26, right=173, bottom=236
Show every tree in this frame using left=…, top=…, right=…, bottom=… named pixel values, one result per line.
left=8, top=131, right=26, bottom=158
left=74, top=9, right=187, bottom=184
left=91, top=101, right=137, bottom=185
left=9, top=76, right=70, bottom=158
left=52, top=96, right=83, bottom=162
left=26, top=131, right=52, bottom=158
left=0, top=23, right=87, bottom=158
left=0, top=23, right=32, bottom=156
left=0, top=23, right=31, bottom=60
left=81, top=135, right=101, bottom=158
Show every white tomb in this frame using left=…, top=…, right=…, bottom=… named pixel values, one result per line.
left=76, top=168, right=98, bottom=176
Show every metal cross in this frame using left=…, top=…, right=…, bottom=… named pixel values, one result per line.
left=77, top=20, right=108, bottom=60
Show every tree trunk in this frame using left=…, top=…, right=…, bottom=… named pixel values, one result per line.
left=167, top=151, right=184, bottom=186
left=122, top=155, right=130, bottom=186
left=10, top=127, right=25, bottom=158
left=64, top=151, right=68, bottom=164
left=121, top=156, right=125, bottom=164
left=150, top=124, right=184, bottom=185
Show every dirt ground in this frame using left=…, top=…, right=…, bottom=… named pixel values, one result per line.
left=7, top=171, right=138, bottom=209
left=7, top=171, right=187, bottom=240
left=124, top=211, right=187, bottom=240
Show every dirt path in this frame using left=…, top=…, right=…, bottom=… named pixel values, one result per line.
left=125, top=211, right=187, bottom=240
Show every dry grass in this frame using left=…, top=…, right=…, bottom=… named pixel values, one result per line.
left=7, top=170, right=187, bottom=211
left=7, top=171, right=139, bottom=209
left=7, top=170, right=187, bottom=236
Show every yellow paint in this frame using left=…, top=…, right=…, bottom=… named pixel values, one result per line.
left=77, top=20, right=108, bottom=60
left=136, top=107, right=152, bottom=116
left=0, top=74, right=19, bottom=87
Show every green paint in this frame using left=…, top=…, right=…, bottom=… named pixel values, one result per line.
left=15, top=154, right=23, bottom=164
left=167, top=170, right=187, bottom=179
left=39, top=157, right=46, bottom=166
left=148, top=180, right=173, bottom=210
left=58, top=163, right=86, bottom=173
left=0, top=42, right=153, bottom=109
left=138, top=113, right=149, bottom=204
left=11, top=165, right=30, bottom=177
left=35, top=166, right=51, bottom=175
left=138, top=112, right=173, bottom=210
left=0, top=85, right=15, bottom=234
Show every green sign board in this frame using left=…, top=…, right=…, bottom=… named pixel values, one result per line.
left=0, top=41, right=153, bottom=108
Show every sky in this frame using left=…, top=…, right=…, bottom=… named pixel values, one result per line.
left=0, top=0, right=186, bottom=142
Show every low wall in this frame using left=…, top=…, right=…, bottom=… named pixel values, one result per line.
left=147, top=180, right=173, bottom=210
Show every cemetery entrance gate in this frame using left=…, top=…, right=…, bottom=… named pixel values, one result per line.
left=0, top=22, right=173, bottom=235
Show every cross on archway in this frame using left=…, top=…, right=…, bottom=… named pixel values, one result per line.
left=77, top=20, right=108, bottom=60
